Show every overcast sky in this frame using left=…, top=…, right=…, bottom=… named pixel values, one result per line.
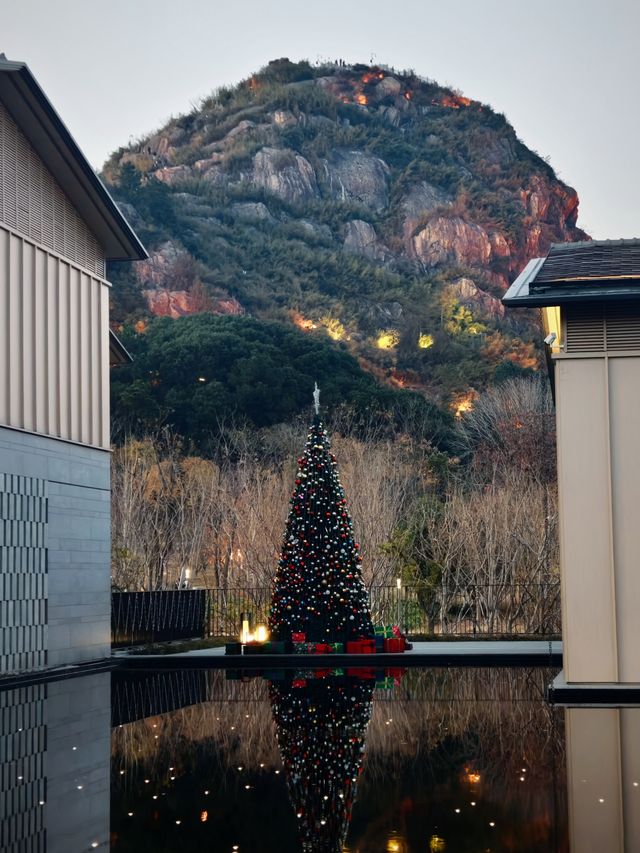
left=3, top=0, right=638, bottom=239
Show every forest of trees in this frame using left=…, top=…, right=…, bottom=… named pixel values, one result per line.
left=111, top=375, right=559, bottom=634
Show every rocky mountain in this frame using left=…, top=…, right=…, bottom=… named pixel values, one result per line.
left=104, top=58, right=587, bottom=415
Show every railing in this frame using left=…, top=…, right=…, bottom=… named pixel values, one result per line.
left=205, top=582, right=561, bottom=639
left=111, top=590, right=209, bottom=648
left=111, top=582, right=561, bottom=647
left=368, top=582, right=561, bottom=637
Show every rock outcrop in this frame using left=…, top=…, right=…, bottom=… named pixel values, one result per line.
left=447, top=277, right=505, bottom=319
left=251, top=147, right=317, bottom=204
left=143, top=289, right=244, bottom=319
left=413, top=216, right=492, bottom=268
left=343, top=220, right=391, bottom=263
left=320, top=150, right=390, bottom=211
left=401, top=182, right=451, bottom=242
left=230, top=201, right=276, bottom=223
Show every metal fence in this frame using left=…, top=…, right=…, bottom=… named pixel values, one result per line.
left=111, top=590, right=209, bottom=648
left=205, top=582, right=561, bottom=639
left=111, top=582, right=561, bottom=647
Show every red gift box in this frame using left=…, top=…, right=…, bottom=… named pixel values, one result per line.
left=385, top=667, right=407, bottom=679
left=383, top=637, right=405, bottom=653
left=315, top=643, right=331, bottom=654
left=347, top=667, right=377, bottom=679
left=346, top=639, right=376, bottom=654
left=313, top=668, right=333, bottom=678
left=292, top=632, right=306, bottom=643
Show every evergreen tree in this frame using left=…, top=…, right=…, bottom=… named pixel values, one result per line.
left=269, top=675, right=374, bottom=852
left=269, top=401, right=374, bottom=643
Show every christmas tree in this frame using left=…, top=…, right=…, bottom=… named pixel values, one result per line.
left=270, top=675, right=374, bottom=852
left=269, top=387, right=374, bottom=643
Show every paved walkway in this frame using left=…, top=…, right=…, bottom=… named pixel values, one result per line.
left=119, top=640, right=562, bottom=670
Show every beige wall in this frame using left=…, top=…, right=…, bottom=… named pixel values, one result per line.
left=0, top=224, right=110, bottom=449
left=566, top=707, right=640, bottom=852
left=555, top=351, right=640, bottom=682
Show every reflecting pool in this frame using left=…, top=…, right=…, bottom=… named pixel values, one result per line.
left=1, top=666, right=638, bottom=851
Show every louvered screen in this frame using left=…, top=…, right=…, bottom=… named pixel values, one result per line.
left=565, top=303, right=640, bottom=353
left=0, top=101, right=105, bottom=277
left=564, top=304, right=605, bottom=352
left=605, top=304, right=640, bottom=351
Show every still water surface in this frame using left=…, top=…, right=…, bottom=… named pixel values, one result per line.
left=1, top=666, right=638, bottom=851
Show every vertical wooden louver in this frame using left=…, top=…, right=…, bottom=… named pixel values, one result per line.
left=565, top=302, right=640, bottom=353
left=0, top=102, right=105, bottom=277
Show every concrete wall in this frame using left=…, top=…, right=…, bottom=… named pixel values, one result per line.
left=555, top=352, right=640, bottom=683
left=0, top=426, right=110, bottom=673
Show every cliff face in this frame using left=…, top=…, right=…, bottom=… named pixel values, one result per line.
left=106, top=58, right=587, bottom=403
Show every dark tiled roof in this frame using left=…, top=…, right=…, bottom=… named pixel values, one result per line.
left=532, top=239, right=640, bottom=286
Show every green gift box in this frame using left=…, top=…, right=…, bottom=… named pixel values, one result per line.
left=328, top=642, right=344, bottom=653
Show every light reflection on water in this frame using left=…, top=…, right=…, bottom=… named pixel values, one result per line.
left=110, top=667, right=565, bottom=852
left=1, top=667, right=639, bottom=851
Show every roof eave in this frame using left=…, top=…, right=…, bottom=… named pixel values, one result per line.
left=502, top=257, right=545, bottom=306
left=0, top=59, right=147, bottom=262
left=109, top=329, right=133, bottom=366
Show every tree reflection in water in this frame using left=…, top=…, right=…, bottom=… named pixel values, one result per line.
left=110, top=667, right=567, bottom=852
left=269, top=674, right=375, bottom=852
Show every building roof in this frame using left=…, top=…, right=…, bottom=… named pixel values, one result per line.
left=109, top=330, right=133, bottom=366
left=0, top=55, right=147, bottom=262
left=503, top=239, right=640, bottom=307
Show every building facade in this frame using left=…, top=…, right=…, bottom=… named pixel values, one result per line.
left=503, top=239, right=640, bottom=691
left=0, top=56, right=146, bottom=675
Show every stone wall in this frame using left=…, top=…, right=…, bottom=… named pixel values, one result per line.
left=0, top=426, right=110, bottom=673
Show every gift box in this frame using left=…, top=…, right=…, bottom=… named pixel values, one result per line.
left=347, top=667, right=377, bottom=679
left=346, top=639, right=376, bottom=654
left=293, top=641, right=317, bottom=654
left=383, top=637, right=405, bottom=653
left=375, top=636, right=385, bottom=652
left=385, top=667, right=407, bottom=679
left=328, top=642, right=344, bottom=654
left=264, top=640, right=288, bottom=654
left=314, top=642, right=332, bottom=654
left=292, top=632, right=306, bottom=643
left=375, top=676, right=395, bottom=690
left=313, top=668, right=333, bottom=678
left=225, top=642, right=242, bottom=655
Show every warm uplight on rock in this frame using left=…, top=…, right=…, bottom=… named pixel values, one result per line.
left=377, top=331, right=399, bottom=350
left=439, top=94, right=472, bottom=109
left=321, top=317, right=347, bottom=341
left=418, top=333, right=434, bottom=349
left=451, top=390, right=478, bottom=418
left=292, top=312, right=317, bottom=332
